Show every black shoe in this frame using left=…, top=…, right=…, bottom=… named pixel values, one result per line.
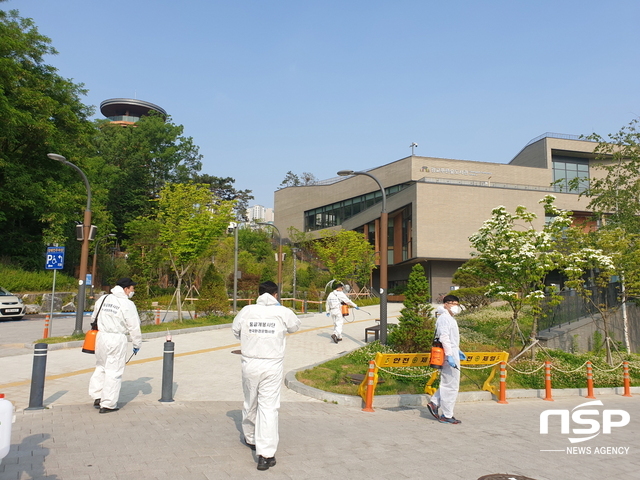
left=331, top=334, right=339, bottom=344
left=99, top=407, right=120, bottom=414
left=438, top=415, right=461, bottom=424
left=337, top=337, right=343, bottom=342
left=93, top=399, right=101, bottom=409
left=243, top=439, right=256, bottom=450
left=257, top=455, right=276, bottom=471
left=427, top=401, right=439, bottom=420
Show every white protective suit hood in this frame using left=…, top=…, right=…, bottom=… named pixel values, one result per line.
left=232, top=293, right=301, bottom=359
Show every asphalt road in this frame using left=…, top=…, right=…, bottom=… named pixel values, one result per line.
left=0, top=310, right=182, bottom=355
left=0, top=314, right=81, bottom=345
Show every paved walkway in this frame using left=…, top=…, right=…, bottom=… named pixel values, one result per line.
left=1, top=304, right=638, bottom=479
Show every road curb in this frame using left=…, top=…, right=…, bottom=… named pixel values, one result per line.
left=285, top=367, right=640, bottom=407
left=17, top=323, right=233, bottom=351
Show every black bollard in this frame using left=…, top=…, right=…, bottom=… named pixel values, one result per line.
left=159, top=340, right=175, bottom=402
left=27, top=343, right=48, bottom=410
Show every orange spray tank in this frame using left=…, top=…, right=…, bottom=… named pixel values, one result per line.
left=82, top=329, right=98, bottom=354
left=430, top=339, right=444, bottom=369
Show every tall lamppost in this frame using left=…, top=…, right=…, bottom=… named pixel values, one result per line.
left=48, top=153, right=92, bottom=336
left=91, top=234, right=116, bottom=298
left=258, top=223, right=283, bottom=295
left=292, top=247, right=299, bottom=300
left=229, top=222, right=241, bottom=314
left=337, top=170, right=388, bottom=344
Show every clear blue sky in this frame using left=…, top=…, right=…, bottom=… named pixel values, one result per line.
left=11, top=0, right=640, bottom=208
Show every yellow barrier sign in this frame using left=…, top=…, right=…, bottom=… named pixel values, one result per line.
left=359, top=351, right=509, bottom=401
left=461, top=352, right=509, bottom=366
left=376, top=353, right=431, bottom=368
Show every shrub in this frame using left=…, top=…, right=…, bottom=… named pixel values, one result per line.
left=197, top=265, right=231, bottom=316
left=387, top=264, right=435, bottom=353
left=455, top=286, right=492, bottom=309
left=0, top=264, right=77, bottom=292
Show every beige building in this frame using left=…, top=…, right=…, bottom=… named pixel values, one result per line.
left=275, top=133, right=602, bottom=300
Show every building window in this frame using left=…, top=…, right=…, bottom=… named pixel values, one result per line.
left=303, top=183, right=411, bottom=231
left=553, top=156, right=589, bottom=193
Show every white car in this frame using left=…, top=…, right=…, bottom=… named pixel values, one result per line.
left=0, top=287, right=26, bottom=320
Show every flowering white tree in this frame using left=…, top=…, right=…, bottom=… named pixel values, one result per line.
left=465, top=196, right=572, bottom=346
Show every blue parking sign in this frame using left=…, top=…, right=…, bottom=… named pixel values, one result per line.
left=46, top=246, right=65, bottom=270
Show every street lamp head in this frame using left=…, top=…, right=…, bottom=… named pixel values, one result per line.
left=337, top=170, right=355, bottom=176
left=47, top=153, right=67, bottom=163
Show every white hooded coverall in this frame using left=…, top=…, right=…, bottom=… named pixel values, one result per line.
left=430, top=308, right=461, bottom=418
left=325, top=288, right=357, bottom=339
left=88, top=286, right=142, bottom=409
left=232, top=293, right=301, bottom=458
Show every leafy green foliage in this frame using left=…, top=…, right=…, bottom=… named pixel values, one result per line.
left=509, top=350, right=640, bottom=389
left=312, top=229, right=375, bottom=287
left=0, top=8, right=96, bottom=269
left=454, top=287, right=492, bottom=309
left=577, top=119, right=640, bottom=233
left=125, top=183, right=235, bottom=320
left=196, top=264, right=230, bottom=316
left=92, top=114, right=204, bottom=237
left=193, top=174, right=254, bottom=221
left=387, top=264, right=435, bottom=353
left=0, top=263, right=76, bottom=291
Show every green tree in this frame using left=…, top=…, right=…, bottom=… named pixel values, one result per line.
left=279, top=171, right=301, bottom=188
left=0, top=6, right=97, bottom=268
left=211, top=227, right=276, bottom=293
left=155, top=183, right=235, bottom=320
left=193, top=174, right=254, bottom=221
left=574, top=119, right=640, bottom=233
left=465, top=196, right=572, bottom=346
left=195, top=264, right=230, bottom=316
left=452, top=258, right=495, bottom=308
left=123, top=217, right=166, bottom=294
left=567, top=120, right=640, bottom=355
left=313, top=229, right=375, bottom=287
left=388, top=264, right=435, bottom=353
left=92, top=114, right=203, bottom=237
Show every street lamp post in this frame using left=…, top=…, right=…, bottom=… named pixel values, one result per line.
left=292, top=247, right=299, bottom=300
left=337, top=170, right=388, bottom=344
left=91, top=234, right=116, bottom=298
left=48, top=153, right=92, bottom=336
left=258, top=223, right=283, bottom=295
left=230, top=222, right=240, bottom=314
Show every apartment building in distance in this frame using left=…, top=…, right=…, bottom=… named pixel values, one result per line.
left=247, top=205, right=275, bottom=223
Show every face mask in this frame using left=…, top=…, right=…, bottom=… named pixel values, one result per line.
left=449, top=305, right=461, bottom=315
left=128, top=291, right=135, bottom=299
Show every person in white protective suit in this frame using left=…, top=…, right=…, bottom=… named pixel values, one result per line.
left=232, top=281, right=301, bottom=471
left=88, top=278, right=142, bottom=414
left=325, top=282, right=358, bottom=343
left=427, top=294, right=466, bottom=424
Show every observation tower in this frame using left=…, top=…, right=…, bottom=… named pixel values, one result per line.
left=100, top=98, right=167, bottom=125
